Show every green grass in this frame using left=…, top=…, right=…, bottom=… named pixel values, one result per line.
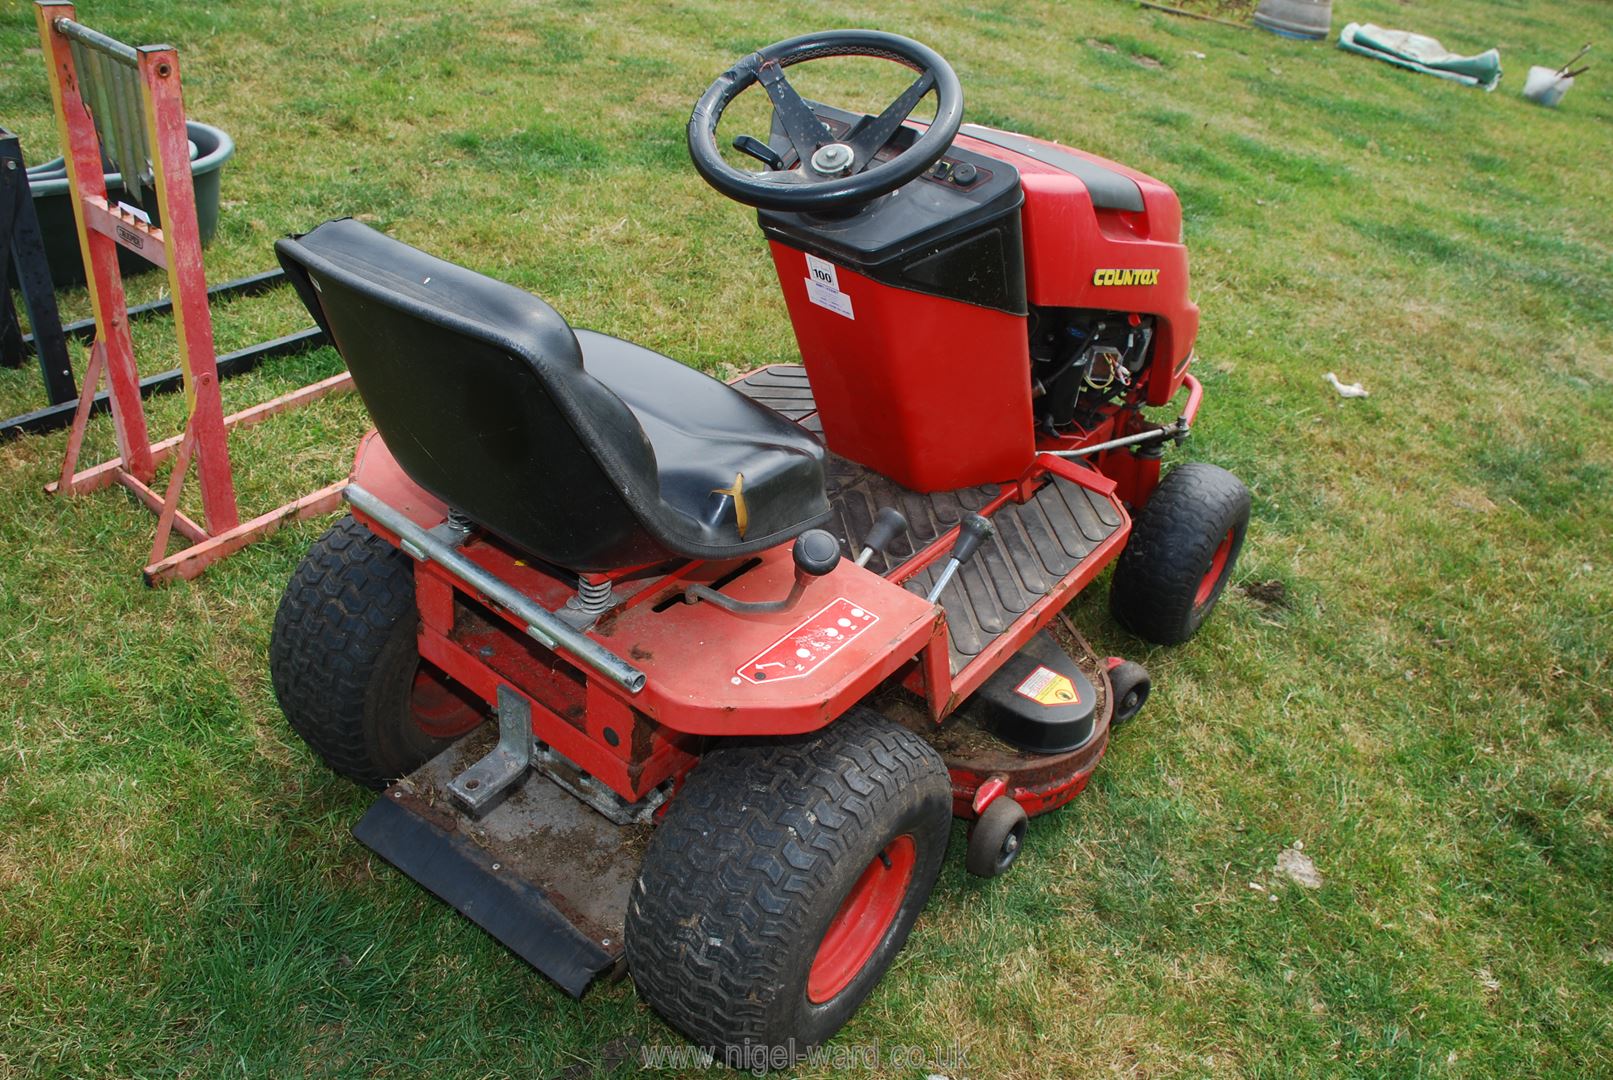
left=2, top=1, right=1611, bottom=1076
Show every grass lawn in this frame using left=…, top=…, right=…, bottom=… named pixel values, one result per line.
left=2, top=0, right=1610, bottom=1076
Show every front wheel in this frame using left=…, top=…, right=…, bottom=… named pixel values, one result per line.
left=1110, top=463, right=1250, bottom=645
left=626, top=709, right=952, bottom=1064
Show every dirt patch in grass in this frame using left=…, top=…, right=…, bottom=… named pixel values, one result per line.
left=1240, top=578, right=1290, bottom=608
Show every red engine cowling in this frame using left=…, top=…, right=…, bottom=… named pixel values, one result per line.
left=762, top=115, right=1198, bottom=495
left=767, top=239, right=1035, bottom=492
left=961, top=126, right=1199, bottom=409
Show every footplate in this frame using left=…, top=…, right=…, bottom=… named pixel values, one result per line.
left=353, top=727, right=647, bottom=998
left=903, top=475, right=1125, bottom=673
left=730, top=365, right=1127, bottom=675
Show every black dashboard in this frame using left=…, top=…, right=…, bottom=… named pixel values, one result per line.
left=755, top=103, right=1027, bottom=315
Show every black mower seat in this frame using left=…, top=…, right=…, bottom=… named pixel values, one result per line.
left=275, top=218, right=829, bottom=573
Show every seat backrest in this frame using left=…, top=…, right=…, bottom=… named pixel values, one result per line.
left=276, top=218, right=671, bottom=571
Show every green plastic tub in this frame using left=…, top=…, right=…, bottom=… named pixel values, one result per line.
left=23, top=120, right=234, bottom=288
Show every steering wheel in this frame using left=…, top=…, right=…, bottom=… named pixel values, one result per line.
left=687, top=30, right=964, bottom=214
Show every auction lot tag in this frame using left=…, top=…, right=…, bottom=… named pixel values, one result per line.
left=804, top=253, right=854, bottom=319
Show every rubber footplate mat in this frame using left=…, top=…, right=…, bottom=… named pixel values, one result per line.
left=902, top=476, right=1122, bottom=672
left=731, top=364, right=1124, bottom=672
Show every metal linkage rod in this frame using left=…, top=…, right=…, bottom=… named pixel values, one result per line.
left=1047, top=418, right=1190, bottom=459
left=345, top=483, right=648, bottom=695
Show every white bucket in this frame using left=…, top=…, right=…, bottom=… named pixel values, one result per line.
left=1252, top=0, right=1332, bottom=40
left=1523, top=65, right=1574, bottom=107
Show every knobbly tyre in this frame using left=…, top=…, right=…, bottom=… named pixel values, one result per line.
left=269, top=29, right=1250, bottom=1065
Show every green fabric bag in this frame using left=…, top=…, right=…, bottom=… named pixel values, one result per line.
left=1338, top=22, right=1502, bottom=91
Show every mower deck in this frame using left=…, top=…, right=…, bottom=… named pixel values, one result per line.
left=928, top=623, right=1114, bottom=817
left=353, top=725, right=642, bottom=997
left=733, top=365, right=1126, bottom=673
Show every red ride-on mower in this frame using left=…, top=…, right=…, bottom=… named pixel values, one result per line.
left=269, top=30, right=1249, bottom=1059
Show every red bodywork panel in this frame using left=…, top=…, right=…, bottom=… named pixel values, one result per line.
left=767, top=240, right=1035, bottom=492
left=348, top=431, right=1130, bottom=813
left=352, top=432, right=938, bottom=738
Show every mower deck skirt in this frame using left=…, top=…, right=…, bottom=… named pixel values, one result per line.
left=353, top=729, right=643, bottom=997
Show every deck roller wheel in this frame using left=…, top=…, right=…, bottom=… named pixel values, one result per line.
left=1106, top=659, right=1151, bottom=726
left=966, top=795, right=1028, bottom=878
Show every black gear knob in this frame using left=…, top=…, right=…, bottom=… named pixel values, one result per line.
left=855, top=507, right=910, bottom=568
left=924, top=513, right=994, bottom=604
left=951, top=513, right=994, bottom=565
left=792, top=529, right=842, bottom=577
left=864, top=507, right=908, bottom=554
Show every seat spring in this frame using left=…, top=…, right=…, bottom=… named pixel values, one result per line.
left=576, top=576, right=615, bottom=614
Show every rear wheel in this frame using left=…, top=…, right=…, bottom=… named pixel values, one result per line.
left=270, top=515, right=482, bottom=788
left=1110, top=463, right=1250, bottom=645
left=626, top=709, right=952, bottom=1065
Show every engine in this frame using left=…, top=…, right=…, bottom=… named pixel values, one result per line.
left=1028, top=307, right=1156, bottom=435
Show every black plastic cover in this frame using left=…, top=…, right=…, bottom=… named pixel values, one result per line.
left=757, top=105, right=1026, bottom=314
left=963, top=630, right=1097, bottom=754
left=957, top=124, right=1145, bottom=213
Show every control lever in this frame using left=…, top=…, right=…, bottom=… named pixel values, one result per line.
left=732, top=134, right=787, bottom=171
left=683, top=529, right=841, bottom=615
left=855, top=507, right=909, bottom=568
left=925, top=513, right=994, bottom=604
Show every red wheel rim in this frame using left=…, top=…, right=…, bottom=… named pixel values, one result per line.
left=409, top=665, right=482, bottom=739
left=806, top=834, right=917, bottom=1004
left=1194, top=529, right=1235, bottom=609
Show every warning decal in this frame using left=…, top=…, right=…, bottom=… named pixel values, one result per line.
left=736, top=598, right=878, bottom=685
left=1015, top=665, right=1080, bottom=707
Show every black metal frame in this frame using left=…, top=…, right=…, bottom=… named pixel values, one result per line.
left=1, top=156, right=329, bottom=439
left=19, top=266, right=293, bottom=352
left=2, top=127, right=76, bottom=406
left=1, top=323, right=326, bottom=438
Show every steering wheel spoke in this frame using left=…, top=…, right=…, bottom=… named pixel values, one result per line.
left=846, top=70, right=936, bottom=171
left=757, top=59, right=834, bottom=161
